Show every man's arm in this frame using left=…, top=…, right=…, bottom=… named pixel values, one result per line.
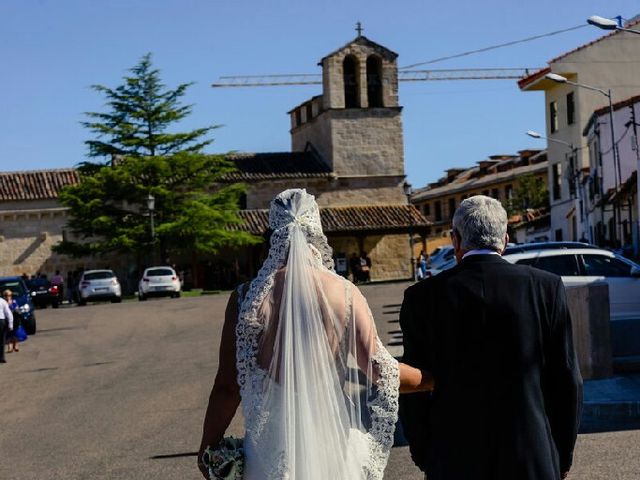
left=543, top=279, right=583, bottom=477
left=398, top=287, right=430, bottom=472
left=1, top=300, right=13, bottom=330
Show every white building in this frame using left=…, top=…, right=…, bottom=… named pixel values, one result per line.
left=519, top=18, right=640, bottom=243
left=583, top=94, right=640, bottom=249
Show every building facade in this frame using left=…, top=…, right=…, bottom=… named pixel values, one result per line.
left=411, top=150, right=549, bottom=248
left=583, top=94, right=640, bottom=251
left=519, top=18, right=640, bottom=243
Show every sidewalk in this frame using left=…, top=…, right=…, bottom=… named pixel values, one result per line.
left=581, top=374, right=640, bottom=433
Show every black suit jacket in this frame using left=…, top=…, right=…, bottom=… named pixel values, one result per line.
left=400, top=254, right=583, bottom=480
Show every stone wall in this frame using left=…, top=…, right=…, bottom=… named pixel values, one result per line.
left=329, top=109, right=404, bottom=177
left=0, top=208, right=80, bottom=276
left=246, top=176, right=407, bottom=209
left=328, top=233, right=411, bottom=281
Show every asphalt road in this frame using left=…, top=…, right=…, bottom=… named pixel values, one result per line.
left=0, top=282, right=638, bottom=479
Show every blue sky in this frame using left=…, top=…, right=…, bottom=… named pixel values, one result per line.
left=1, top=0, right=637, bottom=187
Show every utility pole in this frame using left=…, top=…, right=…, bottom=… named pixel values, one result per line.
left=630, top=104, right=640, bottom=256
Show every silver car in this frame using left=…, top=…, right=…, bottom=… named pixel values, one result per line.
left=138, top=266, right=181, bottom=301
left=77, top=270, right=122, bottom=306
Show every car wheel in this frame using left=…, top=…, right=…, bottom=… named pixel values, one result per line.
left=78, top=299, right=87, bottom=306
left=52, top=301, right=59, bottom=309
left=111, top=297, right=122, bottom=303
left=138, top=293, right=147, bottom=301
left=173, top=292, right=181, bottom=298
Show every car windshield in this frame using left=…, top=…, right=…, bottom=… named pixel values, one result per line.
left=146, top=268, right=174, bottom=277
left=0, top=280, right=27, bottom=296
left=84, top=271, right=115, bottom=280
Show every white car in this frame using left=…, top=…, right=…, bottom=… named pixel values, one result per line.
left=502, top=248, right=640, bottom=322
left=77, top=269, right=122, bottom=306
left=426, top=245, right=454, bottom=269
left=138, top=266, right=181, bottom=301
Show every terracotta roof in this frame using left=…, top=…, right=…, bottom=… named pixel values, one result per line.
left=235, top=205, right=429, bottom=235
left=518, top=67, right=551, bottom=90
left=0, top=168, right=80, bottom=201
left=0, top=152, right=333, bottom=201
left=223, top=152, right=332, bottom=181
left=519, top=17, right=640, bottom=90
left=583, top=94, right=640, bottom=135
left=412, top=151, right=547, bottom=201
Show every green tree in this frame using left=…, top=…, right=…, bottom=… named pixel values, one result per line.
left=55, top=54, right=258, bottom=262
left=507, top=174, right=550, bottom=217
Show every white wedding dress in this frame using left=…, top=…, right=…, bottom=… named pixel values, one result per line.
left=235, top=189, right=399, bottom=480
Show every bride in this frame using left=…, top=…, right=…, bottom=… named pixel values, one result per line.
left=198, top=189, right=432, bottom=479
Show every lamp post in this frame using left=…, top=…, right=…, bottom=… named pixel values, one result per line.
left=403, top=181, right=416, bottom=281
left=545, top=73, right=621, bottom=243
left=147, top=193, right=156, bottom=262
left=526, top=130, right=589, bottom=241
left=587, top=15, right=640, bottom=35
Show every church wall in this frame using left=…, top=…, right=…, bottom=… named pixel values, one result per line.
left=291, top=112, right=334, bottom=169
left=245, top=176, right=406, bottom=209
left=328, top=233, right=411, bottom=282
left=330, top=109, right=404, bottom=176
left=364, top=233, right=411, bottom=280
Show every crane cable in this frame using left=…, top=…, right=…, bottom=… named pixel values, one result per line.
left=400, top=24, right=588, bottom=70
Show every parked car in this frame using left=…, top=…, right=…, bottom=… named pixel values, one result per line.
left=503, top=241, right=599, bottom=255
left=0, top=276, right=37, bottom=334
left=502, top=247, right=640, bottom=361
left=422, top=256, right=457, bottom=279
left=27, top=276, right=62, bottom=308
left=426, top=245, right=454, bottom=269
left=77, top=270, right=122, bottom=306
left=138, top=266, right=181, bottom=301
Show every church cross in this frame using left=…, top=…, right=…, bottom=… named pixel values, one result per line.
left=356, top=22, right=363, bottom=37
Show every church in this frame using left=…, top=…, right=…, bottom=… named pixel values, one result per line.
left=0, top=34, right=428, bottom=288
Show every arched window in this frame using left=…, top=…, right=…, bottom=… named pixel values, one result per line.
left=366, top=55, right=383, bottom=107
left=343, top=55, right=359, bottom=108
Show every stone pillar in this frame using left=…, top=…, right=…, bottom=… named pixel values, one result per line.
left=566, top=282, right=613, bottom=379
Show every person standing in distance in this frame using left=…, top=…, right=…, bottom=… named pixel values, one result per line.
left=399, top=195, right=583, bottom=480
left=0, top=292, right=14, bottom=363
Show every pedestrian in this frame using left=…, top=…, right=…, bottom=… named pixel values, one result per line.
left=52, top=269, right=65, bottom=302
left=349, top=252, right=361, bottom=283
left=400, top=195, right=583, bottom=480
left=2, top=290, right=20, bottom=353
left=359, top=251, right=372, bottom=282
left=0, top=291, right=14, bottom=364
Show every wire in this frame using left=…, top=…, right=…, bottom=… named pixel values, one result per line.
left=400, top=24, right=588, bottom=70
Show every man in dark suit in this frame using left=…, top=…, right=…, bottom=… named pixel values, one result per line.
left=400, top=195, right=583, bottom=480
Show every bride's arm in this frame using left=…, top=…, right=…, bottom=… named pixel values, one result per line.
left=399, top=363, right=434, bottom=393
left=197, top=290, right=242, bottom=478
left=351, top=287, right=434, bottom=393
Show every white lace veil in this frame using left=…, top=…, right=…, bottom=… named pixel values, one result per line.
left=236, top=189, right=399, bottom=479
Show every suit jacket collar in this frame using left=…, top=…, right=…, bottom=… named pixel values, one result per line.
left=458, top=253, right=509, bottom=266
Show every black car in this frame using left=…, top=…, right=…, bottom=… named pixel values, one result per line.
left=27, top=277, right=62, bottom=308
left=0, top=276, right=37, bottom=334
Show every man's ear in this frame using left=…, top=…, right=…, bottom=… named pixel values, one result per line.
left=499, top=233, right=510, bottom=255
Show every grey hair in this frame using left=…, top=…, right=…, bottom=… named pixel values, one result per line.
left=451, top=195, right=508, bottom=251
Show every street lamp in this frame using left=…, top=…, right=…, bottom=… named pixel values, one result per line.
left=146, top=193, right=156, bottom=243
left=403, top=181, right=416, bottom=281
left=588, top=15, right=640, bottom=35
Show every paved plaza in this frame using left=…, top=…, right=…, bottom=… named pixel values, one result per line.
left=0, top=281, right=638, bottom=479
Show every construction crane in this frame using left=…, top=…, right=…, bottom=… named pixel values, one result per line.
left=211, top=68, right=540, bottom=88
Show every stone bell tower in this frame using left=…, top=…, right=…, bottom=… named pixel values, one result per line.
left=290, top=32, right=405, bottom=178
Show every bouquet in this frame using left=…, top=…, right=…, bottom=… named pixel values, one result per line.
left=202, top=437, right=244, bottom=480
